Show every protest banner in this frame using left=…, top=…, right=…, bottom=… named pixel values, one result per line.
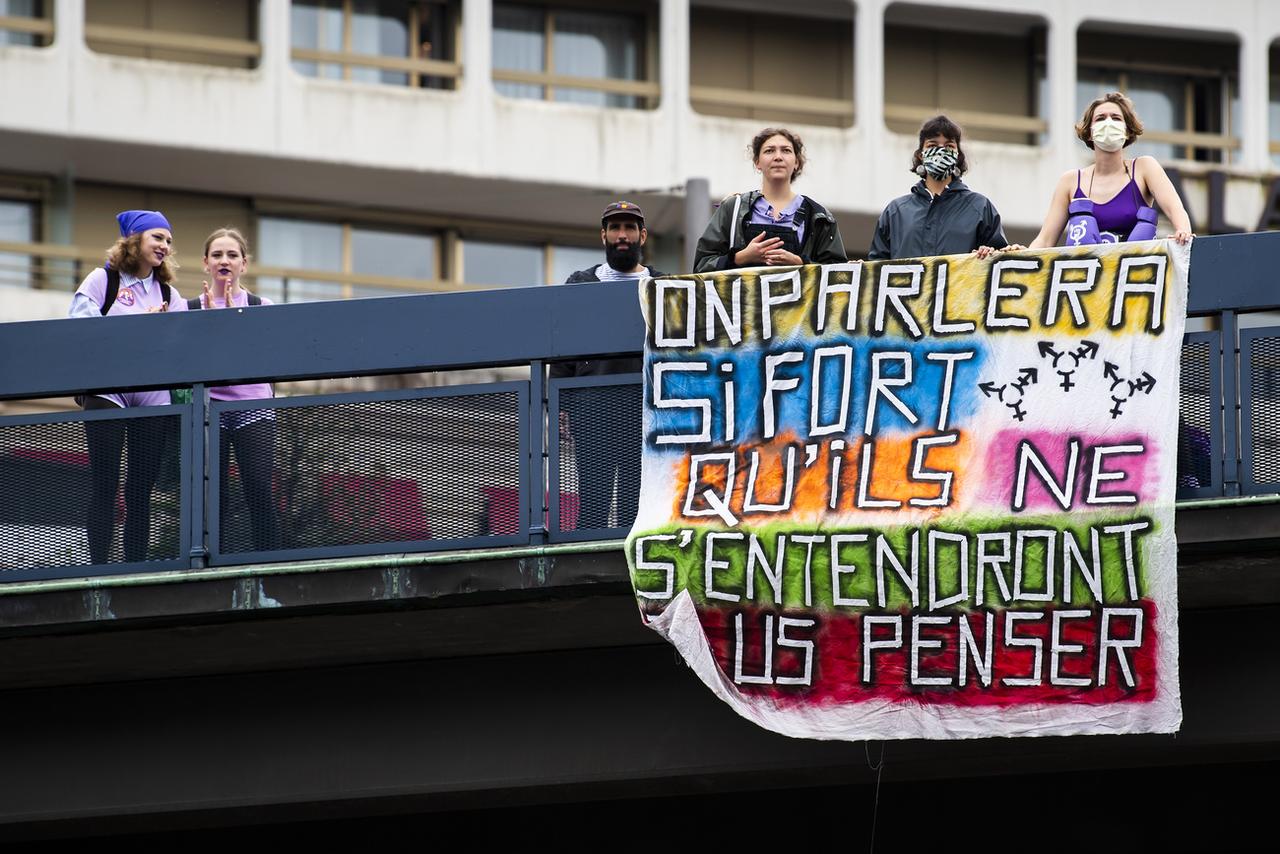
left=627, top=241, right=1189, bottom=740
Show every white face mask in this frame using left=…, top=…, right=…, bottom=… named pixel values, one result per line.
left=1092, top=118, right=1127, bottom=152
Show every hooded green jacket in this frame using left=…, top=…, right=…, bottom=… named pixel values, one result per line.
left=693, top=191, right=848, bottom=273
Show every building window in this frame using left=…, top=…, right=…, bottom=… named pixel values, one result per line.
left=1075, top=68, right=1237, bottom=163
left=351, top=226, right=436, bottom=280
left=1074, top=28, right=1239, bottom=164
left=291, top=0, right=460, bottom=89
left=690, top=4, right=853, bottom=129
left=256, top=216, right=441, bottom=302
left=0, top=198, right=37, bottom=290
left=549, top=244, right=601, bottom=282
left=491, top=2, right=657, bottom=109
left=885, top=7, right=1046, bottom=145
left=460, top=241, right=609, bottom=288
left=84, top=0, right=260, bottom=69
left=0, top=0, right=51, bottom=47
left=462, top=240, right=544, bottom=288
left=254, top=216, right=608, bottom=296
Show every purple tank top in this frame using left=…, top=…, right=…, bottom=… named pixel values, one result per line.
left=1074, top=163, right=1144, bottom=241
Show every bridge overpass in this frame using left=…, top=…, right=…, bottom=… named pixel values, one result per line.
left=0, top=236, right=1277, bottom=844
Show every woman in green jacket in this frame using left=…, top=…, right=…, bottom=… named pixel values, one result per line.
left=694, top=127, right=848, bottom=272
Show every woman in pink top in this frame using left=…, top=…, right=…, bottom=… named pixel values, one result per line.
left=70, top=210, right=187, bottom=564
left=197, top=228, right=280, bottom=552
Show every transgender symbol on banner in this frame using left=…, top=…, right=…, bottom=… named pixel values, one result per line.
left=626, top=241, right=1189, bottom=741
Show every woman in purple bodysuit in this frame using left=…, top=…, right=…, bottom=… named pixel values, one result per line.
left=1027, top=91, right=1193, bottom=249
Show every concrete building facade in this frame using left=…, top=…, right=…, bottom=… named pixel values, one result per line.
left=2, top=0, right=1279, bottom=314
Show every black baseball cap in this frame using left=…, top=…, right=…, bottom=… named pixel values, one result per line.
left=601, top=201, right=645, bottom=225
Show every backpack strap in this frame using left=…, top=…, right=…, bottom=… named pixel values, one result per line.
left=796, top=196, right=812, bottom=226
left=247, top=292, right=262, bottom=306
left=795, top=196, right=813, bottom=261
left=100, top=267, right=120, bottom=315
left=159, top=281, right=171, bottom=307
left=728, top=193, right=744, bottom=249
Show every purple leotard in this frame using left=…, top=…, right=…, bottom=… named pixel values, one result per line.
left=1074, top=162, right=1144, bottom=243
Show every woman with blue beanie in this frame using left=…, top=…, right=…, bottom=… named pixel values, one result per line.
left=70, top=210, right=187, bottom=564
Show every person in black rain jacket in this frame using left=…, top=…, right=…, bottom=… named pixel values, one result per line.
left=869, top=115, right=1008, bottom=261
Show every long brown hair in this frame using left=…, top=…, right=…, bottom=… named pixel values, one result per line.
left=105, top=232, right=177, bottom=284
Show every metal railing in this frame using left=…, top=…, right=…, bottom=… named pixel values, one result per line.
left=0, top=240, right=471, bottom=300
left=0, top=12, right=52, bottom=43
left=0, top=233, right=1278, bottom=583
left=290, top=47, right=461, bottom=85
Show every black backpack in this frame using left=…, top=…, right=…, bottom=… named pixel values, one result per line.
left=99, top=267, right=171, bottom=314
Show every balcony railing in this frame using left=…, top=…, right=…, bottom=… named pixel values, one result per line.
left=0, top=240, right=473, bottom=300
left=84, top=23, right=262, bottom=66
left=0, top=12, right=49, bottom=33
left=0, top=233, right=1277, bottom=583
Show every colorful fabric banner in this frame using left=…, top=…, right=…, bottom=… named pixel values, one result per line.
left=627, top=241, right=1189, bottom=740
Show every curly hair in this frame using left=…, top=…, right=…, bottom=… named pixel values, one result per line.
left=910, top=115, right=968, bottom=177
left=105, top=232, right=177, bottom=284
left=750, top=127, right=806, bottom=182
left=1076, top=91, right=1144, bottom=150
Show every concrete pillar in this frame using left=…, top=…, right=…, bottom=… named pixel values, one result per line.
left=54, top=0, right=83, bottom=46
left=258, top=0, right=291, bottom=146
left=683, top=176, right=710, bottom=273
left=1238, top=31, right=1270, bottom=173
left=659, top=0, right=691, bottom=191
left=457, top=0, right=494, bottom=173
left=461, top=0, right=493, bottom=99
left=1046, top=11, right=1080, bottom=172
left=257, top=0, right=290, bottom=74
left=659, top=0, right=690, bottom=112
left=854, top=0, right=884, bottom=135
left=53, top=0, right=83, bottom=157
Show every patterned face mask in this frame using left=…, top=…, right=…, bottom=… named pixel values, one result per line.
left=917, top=145, right=960, bottom=179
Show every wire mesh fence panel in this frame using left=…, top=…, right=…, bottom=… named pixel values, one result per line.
left=1176, top=338, right=1216, bottom=495
left=0, top=409, right=183, bottom=574
left=1245, top=332, right=1280, bottom=489
left=555, top=382, right=643, bottom=536
left=213, top=388, right=524, bottom=560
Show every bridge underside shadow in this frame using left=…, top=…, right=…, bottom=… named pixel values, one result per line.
left=0, top=588, right=1276, bottom=843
